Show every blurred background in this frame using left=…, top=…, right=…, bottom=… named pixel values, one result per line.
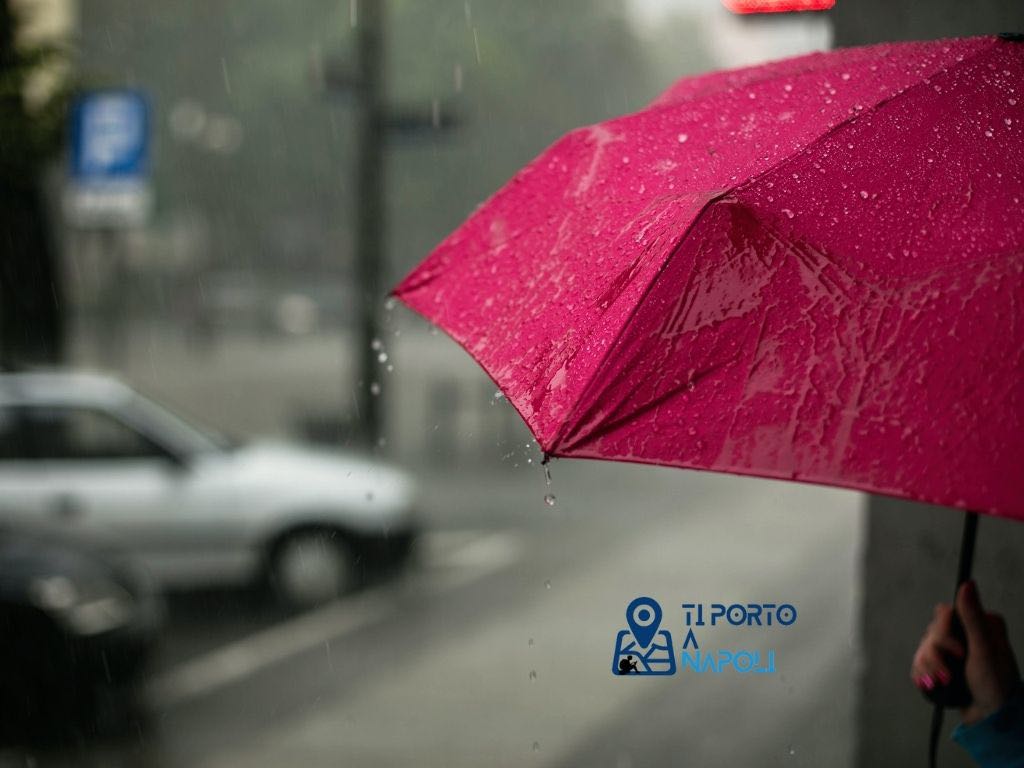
left=0, top=1, right=1021, bottom=766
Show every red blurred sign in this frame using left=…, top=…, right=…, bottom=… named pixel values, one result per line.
left=723, top=0, right=834, bottom=12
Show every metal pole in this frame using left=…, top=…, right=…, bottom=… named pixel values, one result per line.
left=927, top=511, right=980, bottom=768
left=354, top=0, right=385, bottom=448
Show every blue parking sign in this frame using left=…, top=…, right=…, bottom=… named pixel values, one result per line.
left=66, top=90, right=152, bottom=226
left=70, top=90, right=149, bottom=180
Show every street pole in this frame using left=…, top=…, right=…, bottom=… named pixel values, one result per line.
left=354, top=0, right=385, bottom=448
left=318, top=0, right=457, bottom=448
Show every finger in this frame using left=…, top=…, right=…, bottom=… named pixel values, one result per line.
left=957, top=580, right=990, bottom=651
left=934, top=635, right=966, bottom=659
left=986, top=612, right=1009, bottom=642
left=912, top=647, right=952, bottom=687
left=925, top=603, right=954, bottom=640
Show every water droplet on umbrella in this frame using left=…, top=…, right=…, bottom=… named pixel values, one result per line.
left=1005, top=118, right=1013, bottom=126
left=781, top=209, right=794, bottom=219
left=544, top=493, right=556, bottom=507
left=1010, top=98, right=1018, bottom=106
left=859, top=190, right=869, bottom=199
left=783, top=83, right=793, bottom=92
left=985, top=130, right=994, bottom=137
left=677, top=133, right=688, bottom=143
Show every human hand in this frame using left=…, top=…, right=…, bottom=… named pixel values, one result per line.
left=911, top=580, right=1021, bottom=724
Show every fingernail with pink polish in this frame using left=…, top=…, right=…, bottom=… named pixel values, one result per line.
left=922, top=675, right=935, bottom=690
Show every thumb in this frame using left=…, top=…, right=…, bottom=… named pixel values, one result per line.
left=956, top=580, right=988, bottom=649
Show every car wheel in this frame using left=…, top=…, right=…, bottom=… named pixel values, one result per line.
left=269, top=529, right=354, bottom=609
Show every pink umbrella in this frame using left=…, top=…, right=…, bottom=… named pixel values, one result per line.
left=394, top=34, right=1023, bottom=760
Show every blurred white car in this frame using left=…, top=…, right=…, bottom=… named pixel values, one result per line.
left=0, top=372, right=418, bottom=608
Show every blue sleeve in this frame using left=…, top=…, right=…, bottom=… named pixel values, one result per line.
left=953, top=685, right=1024, bottom=768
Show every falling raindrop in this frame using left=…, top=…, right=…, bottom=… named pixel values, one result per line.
left=544, top=493, right=556, bottom=507
left=532, top=742, right=541, bottom=753
left=788, top=746, right=797, bottom=756
left=371, top=338, right=383, bottom=351
left=528, top=670, right=537, bottom=681
left=386, top=364, right=394, bottom=372
left=370, top=382, right=381, bottom=396
left=384, top=297, right=397, bottom=311
left=528, top=637, right=535, bottom=647
left=377, top=352, right=388, bottom=363
left=544, top=580, right=552, bottom=590
left=493, top=390, right=504, bottom=400
left=544, top=464, right=552, bottom=486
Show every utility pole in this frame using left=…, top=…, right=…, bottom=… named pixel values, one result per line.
left=317, top=0, right=458, bottom=449
left=353, top=0, right=385, bottom=448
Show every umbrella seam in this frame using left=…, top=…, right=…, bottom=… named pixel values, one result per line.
left=549, top=191, right=731, bottom=454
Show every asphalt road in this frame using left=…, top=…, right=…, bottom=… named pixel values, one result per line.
left=16, top=459, right=865, bottom=768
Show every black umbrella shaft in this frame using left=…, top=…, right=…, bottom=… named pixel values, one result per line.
left=954, top=511, right=979, bottom=591
left=928, top=510, right=981, bottom=768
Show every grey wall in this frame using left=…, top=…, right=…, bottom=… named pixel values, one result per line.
left=832, top=0, right=1024, bottom=47
left=830, top=3, right=1024, bottom=766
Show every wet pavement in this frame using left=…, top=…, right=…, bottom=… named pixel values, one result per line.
left=8, top=460, right=864, bottom=768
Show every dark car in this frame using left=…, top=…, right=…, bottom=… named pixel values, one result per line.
left=0, top=527, right=164, bottom=744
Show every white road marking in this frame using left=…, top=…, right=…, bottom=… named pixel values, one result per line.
left=148, top=530, right=523, bottom=708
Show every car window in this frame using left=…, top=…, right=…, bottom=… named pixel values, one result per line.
left=0, top=408, right=30, bottom=461
left=25, top=406, right=167, bottom=461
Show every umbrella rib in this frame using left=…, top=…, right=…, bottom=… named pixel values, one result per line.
left=549, top=192, right=731, bottom=455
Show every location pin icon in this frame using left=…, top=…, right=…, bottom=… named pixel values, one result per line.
left=626, top=596, right=662, bottom=649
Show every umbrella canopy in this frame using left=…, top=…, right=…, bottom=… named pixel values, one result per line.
left=395, top=35, right=1024, bottom=521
